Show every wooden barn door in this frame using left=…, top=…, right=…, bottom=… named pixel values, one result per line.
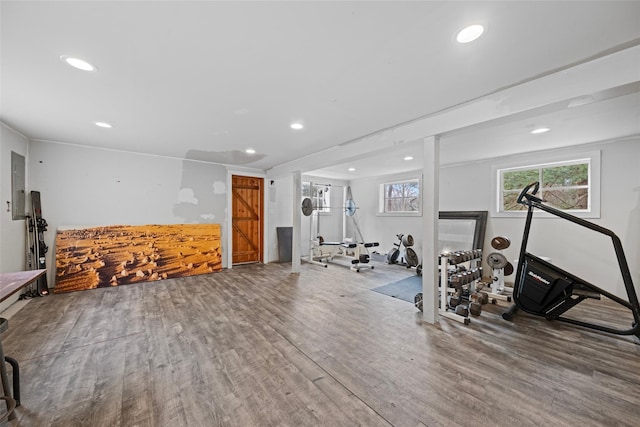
left=232, top=175, right=264, bottom=264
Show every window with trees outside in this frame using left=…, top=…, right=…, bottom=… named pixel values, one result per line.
left=379, top=179, right=420, bottom=214
left=302, top=182, right=331, bottom=213
left=499, top=159, right=591, bottom=213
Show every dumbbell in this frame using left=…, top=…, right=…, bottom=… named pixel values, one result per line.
left=454, top=305, right=469, bottom=317
left=449, top=274, right=460, bottom=286
left=449, top=295, right=460, bottom=308
left=449, top=290, right=463, bottom=308
left=414, top=293, right=423, bottom=312
left=467, top=287, right=487, bottom=303
left=466, top=250, right=474, bottom=261
left=469, top=302, right=482, bottom=316
left=479, top=291, right=489, bottom=304
left=449, top=252, right=461, bottom=265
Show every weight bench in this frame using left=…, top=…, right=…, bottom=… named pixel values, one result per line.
left=342, top=242, right=379, bottom=272
left=308, top=241, right=379, bottom=272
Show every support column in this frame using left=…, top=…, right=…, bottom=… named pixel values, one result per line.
left=421, top=136, right=440, bottom=323
left=292, top=171, right=302, bottom=273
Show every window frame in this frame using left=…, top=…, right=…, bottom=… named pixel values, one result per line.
left=492, top=150, right=601, bottom=218
left=302, top=182, right=331, bottom=214
left=378, top=177, right=422, bottom=217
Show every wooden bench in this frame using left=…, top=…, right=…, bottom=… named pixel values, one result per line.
left=0, top=269, right=46, bottom=421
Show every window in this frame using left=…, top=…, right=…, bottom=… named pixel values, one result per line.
left=498, top=157, right=595, bottom=214
left=302, top=182, right=331, bottom=213
left=379, top=179, right=420, bottom=214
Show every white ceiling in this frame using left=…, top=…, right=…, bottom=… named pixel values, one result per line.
left=2, top=1, right=640, bottom=179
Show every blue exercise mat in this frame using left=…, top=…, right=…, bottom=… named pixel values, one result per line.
left=371, top=275, right=422, bottom=303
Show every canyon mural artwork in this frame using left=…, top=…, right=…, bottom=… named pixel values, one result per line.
left=54, top=224, right=221, bottom=293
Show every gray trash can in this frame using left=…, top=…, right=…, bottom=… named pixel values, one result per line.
left=276, top=227, right=293, bottom=262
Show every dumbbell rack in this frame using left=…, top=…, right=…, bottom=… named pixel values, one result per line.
left=439, top=250, right=483, bottom=325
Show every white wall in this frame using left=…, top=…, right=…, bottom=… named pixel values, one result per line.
left=349, top=138, right=640, bottom=298
left=266, top=174, right=350, bottom=262
left=348, top=170, right=428, bottom=260
left=6, top=130, right=637, bottom=304
left=444, top=138, right=640, bottom=298
left=0, top=124, right=30, bottom=311
left=28, top=140, right=229, bottom=286
left=300, top=175, right=348, bottom=255
left=266, top=175, right=294, bottom=263
left=0, top=123, right=29, bottom=273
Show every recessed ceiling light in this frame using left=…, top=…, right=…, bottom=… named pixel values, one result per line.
left=245, top=148, right=256, bottom=154
left=456, top=24, right=485, bottom=43
left=290, top=123, right=304, bottom=130
left=60, top=55, right=97, bottom=72
left=94, top=121, right=113, bottom=128
left=348, top=167, right=355, bottom=172
left=531, top=127, right=550, bottom=134
left=404, top=156, right=414, bottom=161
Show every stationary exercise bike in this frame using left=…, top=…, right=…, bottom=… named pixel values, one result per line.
left=502, top=182, right=640, bottom=340
left=387, top=233, right=419, bottom=267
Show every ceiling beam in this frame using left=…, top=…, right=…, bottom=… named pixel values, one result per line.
left=267, top=44, right=640, bottom=179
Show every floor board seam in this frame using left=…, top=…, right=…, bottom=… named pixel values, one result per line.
left=277, top=328, right=396, bottom=426
left=19, top=330, right=145, bottom=363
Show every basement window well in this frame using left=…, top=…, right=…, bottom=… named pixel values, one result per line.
left=493, top=151, right=601, bottom=218
left=379, top=178, right=421, bottom=216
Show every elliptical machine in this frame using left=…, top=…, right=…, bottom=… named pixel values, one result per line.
left=502, top=182, right=640, bottom=340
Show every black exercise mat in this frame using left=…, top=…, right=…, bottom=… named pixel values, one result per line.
left=371, top=275, right=422, bottom=303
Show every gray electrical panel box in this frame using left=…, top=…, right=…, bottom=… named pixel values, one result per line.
left=11, top=151, right=26, bottom=220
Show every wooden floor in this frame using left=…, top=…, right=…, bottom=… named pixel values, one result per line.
left=1, top=261, right=639, bottom=426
